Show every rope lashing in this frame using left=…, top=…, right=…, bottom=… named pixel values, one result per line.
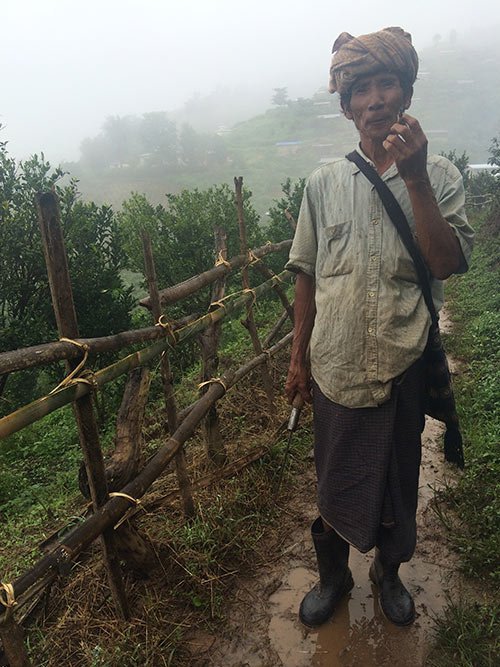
left=0, top=582, right=17, bottom=622
left=109, top=492, right=144, bottom=530
left=155, top=315, right=177, bottom=346
left=247, top=250, right=260, bottom=265
left=109, top=492, right=141, bottom=506
left=209, top=299, right=228, bottom=314
left=215, top=251, right=231, bottom=269
left=49, top=338, right=93, bottom=395
left=0, top=583, right=16, bottom=609
left=242, top=288, right=257, bottom=308
left=197, top=377, right=228, bottom=393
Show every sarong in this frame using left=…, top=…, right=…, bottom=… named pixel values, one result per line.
left=313, top=359, right=425, bottom=563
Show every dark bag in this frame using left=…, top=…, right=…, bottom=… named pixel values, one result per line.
left=346, top=150, right=464, bottom=468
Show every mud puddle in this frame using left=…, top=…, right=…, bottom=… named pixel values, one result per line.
left=203, top=416, right=460, bottom=667
left=203, top=311, right=461, bottom=666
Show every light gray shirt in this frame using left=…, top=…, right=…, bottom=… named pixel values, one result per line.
left=286, top=151, right=474, bottom=408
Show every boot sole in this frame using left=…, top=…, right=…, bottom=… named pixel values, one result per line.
left=369, top=563, right=416, bottom=627
left=299, top=569, right=354, bottom=628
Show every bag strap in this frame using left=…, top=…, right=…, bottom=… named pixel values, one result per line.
left=346, top=150, right=438, bottom=325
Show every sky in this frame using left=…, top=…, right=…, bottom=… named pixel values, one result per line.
left=2, top=0, right=500, bottom=162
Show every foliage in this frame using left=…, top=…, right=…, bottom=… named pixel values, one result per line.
left=442, top=214, right=500, bottom=583
left=428, top=599, right=500, bottom=667
left=271, top=87, right=289, bottom=106
left=266, top=177, right=305, bottom=241
left=487, top=135, right=500, bottom=171
left=429, top=163, right=500, bottom=664
left=440, top=149, right=470, bottom=185
left=118, top=184, right=263, bottom=315
left=0, top=136, right=134, bottom=407
left=264, top=177, right=305, bottom=273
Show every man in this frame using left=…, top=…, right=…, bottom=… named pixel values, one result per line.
left=285, top=27, right=474, bottom=628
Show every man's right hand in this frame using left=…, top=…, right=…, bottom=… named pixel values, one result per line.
left=285, top=358, right=313, bottom=405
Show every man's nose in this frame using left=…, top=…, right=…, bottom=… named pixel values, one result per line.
left=367, top=94, right=384, bottom=111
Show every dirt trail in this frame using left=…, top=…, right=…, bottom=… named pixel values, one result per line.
left=200, top=316, right=461, bottom=667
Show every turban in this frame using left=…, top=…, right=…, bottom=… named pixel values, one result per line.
left=328, top=27, right=419, bottom=96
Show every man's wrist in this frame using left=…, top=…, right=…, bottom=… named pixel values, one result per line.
left=404, top=175, right=432, bottom=191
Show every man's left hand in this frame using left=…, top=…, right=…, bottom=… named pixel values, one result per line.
left=383, top=113, right=429, bottom=184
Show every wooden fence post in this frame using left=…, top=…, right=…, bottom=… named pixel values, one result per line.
left=36, top=192, right=130, bottom=620
left=198, top=226, right=227, bottom=465
left=0, top=615, right=32, bottom=667
left=234, top=177, right=275, bottom=410
left=141, top=231, right=196, bottom=519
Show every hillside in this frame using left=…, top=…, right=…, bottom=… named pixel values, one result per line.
left=64, top=37, right=500, bottom=216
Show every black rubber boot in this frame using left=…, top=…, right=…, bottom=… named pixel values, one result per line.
left=369, top=550, right=415, bottom=626
left=299, top=517, right=354, bottom=628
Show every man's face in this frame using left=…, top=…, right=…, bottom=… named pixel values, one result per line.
left=343, top=72, right=412, bottom=144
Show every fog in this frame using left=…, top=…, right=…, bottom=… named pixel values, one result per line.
left=2, top=0, right=499, bottom=162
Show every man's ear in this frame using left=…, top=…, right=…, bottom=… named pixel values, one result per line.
left=341, top=100, right=353, bottom=120
left=403, top=85, right=414, bottom=111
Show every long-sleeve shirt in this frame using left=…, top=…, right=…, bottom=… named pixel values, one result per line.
left=286, top=150, right=474, bottom=408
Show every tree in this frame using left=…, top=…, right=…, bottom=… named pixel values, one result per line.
left=140, top=112, right=178, bottom=166
left=440, top=149, right=470, bottom=186
left=0, top=136, right=133, bottom=407
left=102, top=114, right=141, bottom=166
left=119, top=185, right=263, bottom=313
left=272, top=87, right=289, bottom=107
left=264, top=177, right=305, bottom=274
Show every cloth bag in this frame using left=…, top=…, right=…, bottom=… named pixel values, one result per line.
left=346, top=150, right=465, bottom=468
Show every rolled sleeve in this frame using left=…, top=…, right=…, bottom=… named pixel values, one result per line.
left=434, top=159, right=475, bottom=273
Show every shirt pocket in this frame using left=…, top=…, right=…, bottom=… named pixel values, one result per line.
left=318, top=221, right=354, bottom=278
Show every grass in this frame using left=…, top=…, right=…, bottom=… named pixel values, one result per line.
left=428, top=210, right=500, bottom=665
left=23, top=357, right=313, bottom=666
left=428, top=599, right=500, bottom=667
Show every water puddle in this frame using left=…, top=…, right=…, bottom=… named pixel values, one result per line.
left=267, top=553, right=453, bottom=667
left=207, top=417, right=459, bottom=667
left=264, top=420, right=456, bottom=667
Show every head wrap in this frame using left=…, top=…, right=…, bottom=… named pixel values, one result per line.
left=328, top=27, right=418, bottom=96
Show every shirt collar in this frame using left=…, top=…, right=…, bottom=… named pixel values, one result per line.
left=349, top=144, right=400, bottom=181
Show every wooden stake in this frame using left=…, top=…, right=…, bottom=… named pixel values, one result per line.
left=79, top=368, right=150, bottom=496
left=36, top=191, right=130, bottom=620
left=234, top=176, right=275, bottom=409
left=263, top=307, right=293, bottom=348
left=141, top=231, right=196, bottom=519
left=199, top=226, right=227, bottom=465
left=0, top=616, right=32, bottom=667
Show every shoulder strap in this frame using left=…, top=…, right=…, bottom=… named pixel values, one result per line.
left=346, top=150, right=438, bottom=324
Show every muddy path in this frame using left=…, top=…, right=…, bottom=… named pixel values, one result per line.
left=196, top=317, right=462, bottom=667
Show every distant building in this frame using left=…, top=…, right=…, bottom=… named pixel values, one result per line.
left=275, top=140, right=302, bottom=156
left=467, top=163, right=498, bottom=173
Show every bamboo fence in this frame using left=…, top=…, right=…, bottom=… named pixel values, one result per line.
left=0, top=183, right=296, bottom=665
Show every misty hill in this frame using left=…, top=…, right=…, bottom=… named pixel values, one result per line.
left=65, top=37, right=500, bottom=216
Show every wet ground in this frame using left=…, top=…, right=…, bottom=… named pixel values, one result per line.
left=198, top=415, right=460, bottom=667
left=193, top=313, right=462, bottom=666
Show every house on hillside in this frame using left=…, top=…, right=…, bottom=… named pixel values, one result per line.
left=275, top=140, right=302, bottom=156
